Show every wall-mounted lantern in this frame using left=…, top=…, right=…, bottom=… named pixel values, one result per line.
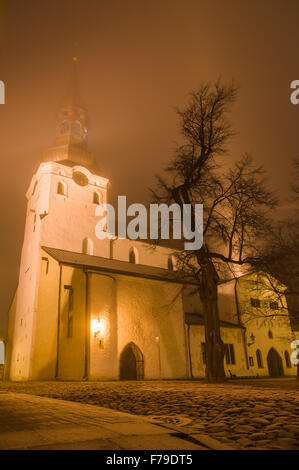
left=247, top=333, right=255, bottom=347
left=91, top=317, right=105, bottom=348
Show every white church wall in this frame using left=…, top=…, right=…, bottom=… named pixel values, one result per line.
left=9, top=174, right=46, bottom=380
left=89, top=272, right=118, bottom=380
left=31, top=252, right=61, bottom=380
left=56, top=265, right=87, bottom=380
left=117, top=277, right=188, bottom=379
left=112, top=238, right=176, bottom=270
left=39, top=163, right=110, bottom=258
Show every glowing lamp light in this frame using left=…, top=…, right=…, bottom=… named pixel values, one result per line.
left=91, top=318, right=105, bottom=339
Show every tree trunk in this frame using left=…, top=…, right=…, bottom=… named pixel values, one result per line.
left=199, top=259, right=226, bottom=383
left=172, top=186, right=226, bottom=383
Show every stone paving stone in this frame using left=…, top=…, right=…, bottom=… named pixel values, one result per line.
left=0, top=392, right=206, bottom=450
left=0, top=379, right=298, bottom=450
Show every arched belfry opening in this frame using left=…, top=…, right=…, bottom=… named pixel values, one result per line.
left=120, top=342, right=144, bottom=380
left=267, top=348, right=284, bottom=377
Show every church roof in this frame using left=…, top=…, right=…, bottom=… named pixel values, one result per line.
left=42, top=246, right=199, bottom=285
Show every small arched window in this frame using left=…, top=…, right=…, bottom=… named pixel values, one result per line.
left=71, top=120, right=82, bottom=136
left=268, top=329, right=273, bottom=339
left=284, top=350, right=292, bottom=368
left=129, top=248, right=136, bottom=264
left=168, top=256, right=174, bottom=271
left=57, top=182, right=65, bottom=196
left=82, top=237, right=93, bottom=255
left=60, top=120, right=69, bottom=134
left=93, top=192, right=101, bottom=204
left=256, top=349, right=263, bottom=368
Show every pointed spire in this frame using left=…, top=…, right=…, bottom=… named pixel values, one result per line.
left=43, top=57, right=95, bottom=168
left=60, top=56, right=85, bottom=110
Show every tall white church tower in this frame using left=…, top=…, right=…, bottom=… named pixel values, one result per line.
left=8, top=59, right=110, bottom=380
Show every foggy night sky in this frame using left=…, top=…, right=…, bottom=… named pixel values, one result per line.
left=0, top=0, right=299, bottom=337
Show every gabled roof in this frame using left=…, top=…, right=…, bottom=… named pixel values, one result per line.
left=42, top=246, right=199, bottom=285
left=185, top=312, right=245, bottom=329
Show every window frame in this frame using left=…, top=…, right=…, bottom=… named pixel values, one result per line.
left=224, top=343, right=236, bottom=365
left=250, top=298, right=261, bottom=308
left=256, top=349, right=263, bottom=368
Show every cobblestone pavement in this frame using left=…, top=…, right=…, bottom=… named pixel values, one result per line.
left=0, top=379, right=298, bottom=450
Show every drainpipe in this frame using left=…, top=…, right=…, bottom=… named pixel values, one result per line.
left=187, top=324, right=193, bottom=378
left=234, top=277, right=249, bottom=370
left=55, top=264, right=62, bottom=379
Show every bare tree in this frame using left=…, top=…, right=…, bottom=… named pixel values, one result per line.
left=151, top=81, right=276, bottom=383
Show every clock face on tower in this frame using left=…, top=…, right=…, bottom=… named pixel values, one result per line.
left=72, top=171, right=88, bottom=186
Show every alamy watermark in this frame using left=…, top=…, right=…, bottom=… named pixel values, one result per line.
left=0, top=80, right=5, bottom=104
left=290, top=80, right=299, bottom=105
left=94, top=196, right=203, bottom=250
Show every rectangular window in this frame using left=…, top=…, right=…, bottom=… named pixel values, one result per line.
left=270, top=301, right=278, bottom=310
left=224, top=344, right=236, bottom=364
left=250, top=298, right=260, bottom=308
left=229, top=344, right=235, bottom=364
left=249, top=356, right=254, bottom=366
left=201, top=342, right=206, bottom=364
left=41, top=257, right=49, bottom=274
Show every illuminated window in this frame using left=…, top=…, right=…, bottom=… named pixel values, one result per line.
left=250, top=298, right=260, bottom=308
left=284, top=350, right=291, bottom=368
left=256, top=349, right=263, bottom=368
left=224, top=344, right=235, bottom=364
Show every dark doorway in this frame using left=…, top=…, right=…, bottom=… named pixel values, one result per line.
left=267, top=348, right=284, bottom=377
left=120, top=342, right=144, bottom=380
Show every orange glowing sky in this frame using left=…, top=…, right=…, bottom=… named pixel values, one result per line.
left=0, top=0, right=299, bottom=336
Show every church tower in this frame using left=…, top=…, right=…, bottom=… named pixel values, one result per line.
left=8, top=59, right=110, bottom=380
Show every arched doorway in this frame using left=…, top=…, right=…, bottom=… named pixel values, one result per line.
left=267, top=348, right=284, bottom=377
left=120, top=342, right=144, bottom=380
